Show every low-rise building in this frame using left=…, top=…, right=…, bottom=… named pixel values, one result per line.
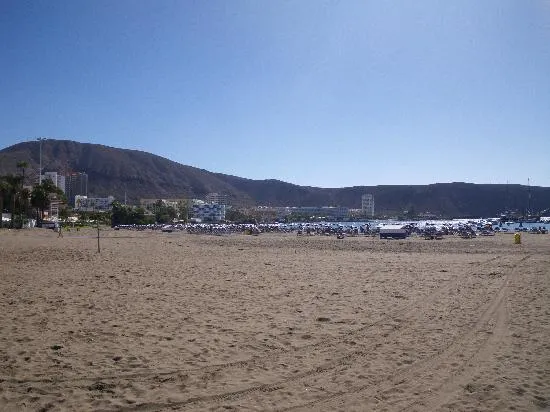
left=191, top=203, right=226, bottom=222
left=288, top=206, right=350, bottom=221
left=74, top=195, right=115, bottom=212
left=140, top=198, right=188, bottom=212
left=253, top=206, right=350, bottom=221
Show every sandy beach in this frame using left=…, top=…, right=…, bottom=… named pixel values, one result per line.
left=0, top=228, right=548, bottom=411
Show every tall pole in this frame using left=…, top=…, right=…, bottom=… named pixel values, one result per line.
left=97, top=219, right=101, bottom=253
left=39, top=139, right=42, bottom=184
left=527, top=178, right=531, bottom=216
left=37, top=138, right=45, bottom=184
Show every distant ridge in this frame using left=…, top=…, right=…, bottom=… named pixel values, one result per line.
left=1, top=139, right=549, bottom=217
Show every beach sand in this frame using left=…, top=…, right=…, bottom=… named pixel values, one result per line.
left=0, top=228, right=549, bottom=411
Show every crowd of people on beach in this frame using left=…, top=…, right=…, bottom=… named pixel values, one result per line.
left=110, top=220, right=548, bottom=239
left=113, top=223, right=267, bottom=235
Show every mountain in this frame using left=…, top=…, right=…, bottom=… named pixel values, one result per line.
left=1, top=139, right=549, bottom=217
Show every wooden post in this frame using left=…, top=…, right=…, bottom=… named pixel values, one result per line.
left=97, top=219, right=100, bottom=253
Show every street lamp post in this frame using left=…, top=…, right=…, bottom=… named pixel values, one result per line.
left=37, top=137, right=46, bottom=184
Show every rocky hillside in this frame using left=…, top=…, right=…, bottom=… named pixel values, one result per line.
left=1, top=139, right=549, bottom=217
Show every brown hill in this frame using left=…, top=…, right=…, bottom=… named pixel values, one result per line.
left=1, top=139, right=549, bottom=217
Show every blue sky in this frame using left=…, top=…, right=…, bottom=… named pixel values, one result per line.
left=1, top=0, right=549, bottom=187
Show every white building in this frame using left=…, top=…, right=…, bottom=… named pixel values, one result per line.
left=42, top=171, right=66, bottom=193
left=140, top=198, right=187, bottom=209
left=205, top=192, right=229, bottom=205
left=74, top=195, right=115, bottom=212
left=191, top=203, right=226, bottom=222
left=58, top=175, right=66, bottom=193
left=361, top=193, right=375, bottom=217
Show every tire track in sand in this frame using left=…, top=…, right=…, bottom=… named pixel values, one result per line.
left=110, top=255, right=515, bottom=411
left=396, top=254, right=522, bottom=411
left=276, top=254, right=529, bottom=412
left=3, top=255, right=503, bottom=389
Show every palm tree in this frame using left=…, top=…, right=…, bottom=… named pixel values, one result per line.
left=31, top=184, right=48, bottom=225
left=1, top=175, right=22, bottom=228
left=18, top=187, right=31, bottom=227
left=0, top=176, right=8, bottom=228
left=31, top=179, right=65, bottom=226
left=16, top=161, right=29, bottom=187
left=16, top=161, right=29, bottom=226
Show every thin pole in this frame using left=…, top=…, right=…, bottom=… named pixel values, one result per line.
left=97, top=217, right=101, bottom=253
left=39, top=139, right=43, bottom=184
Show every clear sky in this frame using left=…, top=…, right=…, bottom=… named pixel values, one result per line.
left=1, top=0, right=549, bottom=187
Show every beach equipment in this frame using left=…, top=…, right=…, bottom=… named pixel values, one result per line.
left=379, top=225, right=407, bottom=239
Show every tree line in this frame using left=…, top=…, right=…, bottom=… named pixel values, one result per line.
left=110, top=199, right=190, bottom=226
left=0, top=162, right=66, bottom=228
